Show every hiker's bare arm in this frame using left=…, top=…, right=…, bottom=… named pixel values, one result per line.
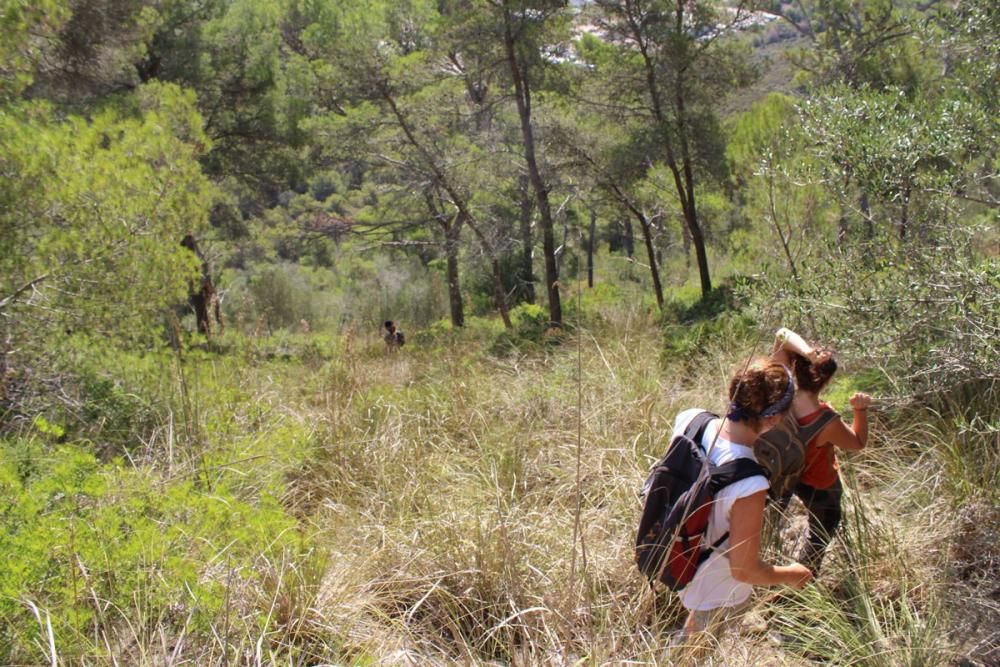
left=818, top=393, right=871, bottom=451
left=848, top=392, right=870, bottom=449
left=728, top=490, right=812, bottom=588
left=772, top=327, right=828, bottom=366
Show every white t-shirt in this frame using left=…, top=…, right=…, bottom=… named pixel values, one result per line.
left=671, top=408, right=770, bottom=611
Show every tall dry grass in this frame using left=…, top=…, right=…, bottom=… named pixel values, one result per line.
left=13, top=300, right=994, bottom=665
left=258, top=305, right=998, bottom=665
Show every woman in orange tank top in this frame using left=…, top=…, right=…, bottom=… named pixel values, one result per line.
left=772, top=327, right=871, bottom=572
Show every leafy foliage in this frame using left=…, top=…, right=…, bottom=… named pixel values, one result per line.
left=0, top=438, right=307, bottom=662
left=0, top=83, right=211, bottom=344
left=0, top=0, right=71, bottom=100
left=0, top=0, right=998, bottom=663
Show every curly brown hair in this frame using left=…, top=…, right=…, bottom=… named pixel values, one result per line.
left=790, top=350, right=837, bottom=394
left=728, top=359, right=794, bottom=431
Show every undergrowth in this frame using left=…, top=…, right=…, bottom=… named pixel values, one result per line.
left=0, top=296, right=996, bottom=664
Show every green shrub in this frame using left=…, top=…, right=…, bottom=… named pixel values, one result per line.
left=412, top=317, right=454, bottom=343
left=659, top=284, right=755, bottom=363
left=661, top=283, right=740, bottom=325
left=16, top=337, right=170, bottom=460
left=489, top=303, right=561, bottom=356
left=510, top=303, right=549, bottom=335
left=247, top=263, right=321, bottom=331
left=0, top=439, right=308, bottom=663
left=746, top=234, right=999, bottom=402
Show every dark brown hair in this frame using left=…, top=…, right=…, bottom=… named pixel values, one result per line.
left=790, top=350, right=837, bottom=394
left=728, top=359, right=794, bottom=431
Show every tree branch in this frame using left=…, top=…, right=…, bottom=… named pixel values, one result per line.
left=0, top=274, right=50, bottom=313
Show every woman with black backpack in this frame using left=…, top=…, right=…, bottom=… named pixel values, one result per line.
left=672, top=360, right=813, bottom=644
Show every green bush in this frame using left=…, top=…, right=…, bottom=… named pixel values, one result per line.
left=745, top=229, right=999, bottom=402
left=489, top=303, right=560, bottom=356
left=247, top=263, right=322, bottom=331
left=19, top=337, right=170, bottom=460
left=659, top=284, right=755, bottom=363
left=0, top=440, right=307, bottom=663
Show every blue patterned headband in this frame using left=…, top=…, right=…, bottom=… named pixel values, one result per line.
left=727, top=366, right=795, bottom=422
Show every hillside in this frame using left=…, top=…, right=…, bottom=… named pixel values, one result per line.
left=1, top=0, right=997, bottom=664
left=2, top=281, right=997, bottom=663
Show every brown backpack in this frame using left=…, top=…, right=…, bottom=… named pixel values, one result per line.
left=753, top=409, right=837, bottom=498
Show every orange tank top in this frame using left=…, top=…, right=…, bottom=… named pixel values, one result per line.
left=798, top=403, right=839, bottom=489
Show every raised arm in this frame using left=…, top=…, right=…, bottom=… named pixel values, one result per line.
left=772, top=327, right=828, bottom=367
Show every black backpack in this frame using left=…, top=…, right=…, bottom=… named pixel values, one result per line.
left=753, top=409, right=837, bottom=498
left=635, top=411, right=766, bottom=590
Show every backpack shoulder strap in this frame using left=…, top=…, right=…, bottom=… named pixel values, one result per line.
left=697, top=457, right=767, bottom=563
left=710, top=457, right=767, bottom=490
left=638, top=411, right=720, bottom=499
left=682, top=411, right=719, bottom=451
left=796, top=409, right=839, bottom=445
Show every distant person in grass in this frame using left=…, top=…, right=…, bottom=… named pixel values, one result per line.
left=674, top=361, right=812, bottom=643
left=383, top=320, right=405, bottom=350
left=770, top=327, right=872, bottom=572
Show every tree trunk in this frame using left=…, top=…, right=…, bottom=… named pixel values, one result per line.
left=180, top=234, right=221, bottom=336
left=654, top=215, right=663, bottom=268
left=387, top=86, right=504, bottom=329
left=587, top=208, right=596, bottom=288
left=860, top=192, right=874, bottom=240
left=464, top=215, right=513, bottom=329
left=635, top=211, right=664, bottom=310
left=444, top=227, right=465, bottom=328
left=631, top=4, right=712, bottom=297
left=686, top=206, right=712, bottom=296
left=503, top=4, right=561, bottom=327
left=0, top=320, right=10, bottom=407
left=681, top=217, right=691, bottom=269
left=674, top=71, right=711, bottom=297
left=518, top=174, right=536, bottom=303
left=491, top=257, right=513, bottom=329
left=425, top=194, right=466, bottom=329
left=556, top=208, right=570, bottom=276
